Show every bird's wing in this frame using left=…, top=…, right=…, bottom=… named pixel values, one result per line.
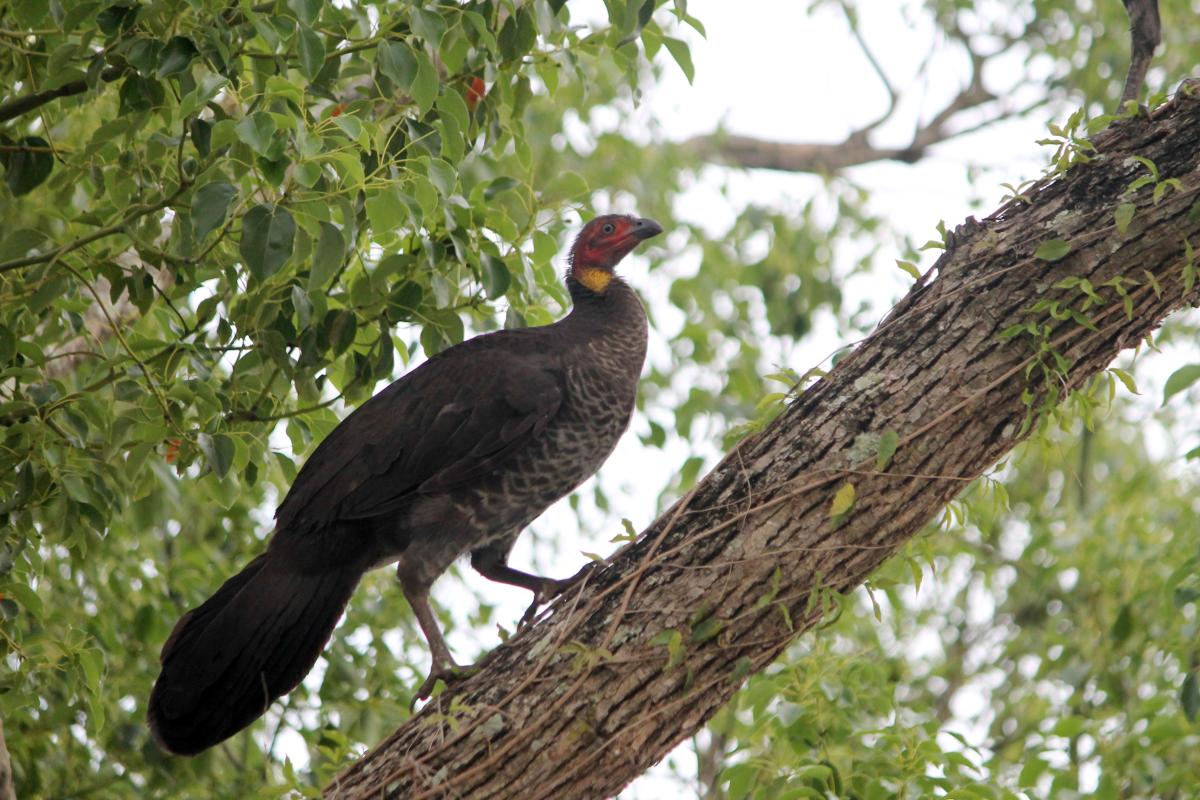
left=274, top=333, right=563, bottom=530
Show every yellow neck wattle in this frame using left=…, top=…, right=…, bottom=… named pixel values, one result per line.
left=574, top=266, right=613, bottom=294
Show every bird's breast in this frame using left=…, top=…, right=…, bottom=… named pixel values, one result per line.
left=457, top=328, right=646, bottom=537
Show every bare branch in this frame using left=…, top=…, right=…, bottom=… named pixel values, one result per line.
left=683, top=131, right=920, bottom=172
left=684, top=17, right=1010, bottom=174
left=1120, top=0, right=1162, bottom=104
left=837, top=0, right=898, bottom=136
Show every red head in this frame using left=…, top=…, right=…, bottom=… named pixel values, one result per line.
left=569, top=215, right=664, bottom=273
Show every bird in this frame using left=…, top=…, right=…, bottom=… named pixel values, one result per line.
left=147, top=213, right=664, bottom=756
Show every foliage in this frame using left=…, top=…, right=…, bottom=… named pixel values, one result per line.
left=2, top=0, right=1199, bottom=797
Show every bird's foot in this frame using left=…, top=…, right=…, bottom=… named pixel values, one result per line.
left=409, top=661, right=480, bottom=711
left=517, top=561, right=599, bottom=631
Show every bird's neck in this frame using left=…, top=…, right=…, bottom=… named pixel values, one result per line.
left=563, top=273, right=647, bottom=337
left=560, top=274, right=648, bottom=384
left=570, top=265, right=614, bottom=294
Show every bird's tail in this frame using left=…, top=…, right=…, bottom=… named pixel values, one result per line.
left=147, top=549, right=362, bottom=755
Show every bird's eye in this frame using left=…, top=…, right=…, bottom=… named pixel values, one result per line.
left=601, top=223, right=615, bottom=234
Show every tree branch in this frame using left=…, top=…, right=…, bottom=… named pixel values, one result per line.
left=328, top=81, right=1200, bottom=798
left=1120, top=0, right=1162, bottom=104
left=685, top=14, right=1008, bottom=174
left=0, top=65, right=128, bottom=125
left=683, top=72, right=1000, bottom=174
left=836, top=0, right=898, bottom=136
left=0, top=187, right=184, bottom=274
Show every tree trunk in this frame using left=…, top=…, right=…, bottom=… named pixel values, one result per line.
left=328, top=82, right=1200, bottom=799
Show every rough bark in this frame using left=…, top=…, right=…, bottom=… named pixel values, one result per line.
left=329, top=82, right=1200, bottom=799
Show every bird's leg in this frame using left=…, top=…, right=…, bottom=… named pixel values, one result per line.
left=398, top=575, right=476, bottom=708
left=470, top=547, right=597, bottom=630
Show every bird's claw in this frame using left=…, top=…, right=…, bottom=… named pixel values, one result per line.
left=517, top=561, right=599, bottom=631
left=517, top=596, right=545, bottom=631
left=409, top=662, right=480, bottom=711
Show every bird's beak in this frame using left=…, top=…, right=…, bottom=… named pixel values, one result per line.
left=630, top=217, right=664, bottom=241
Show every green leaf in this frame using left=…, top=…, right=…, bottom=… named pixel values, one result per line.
left=365, top=185, right=408, bottom=233
left=191, top=182, right=236, bottom=240
left=650, top=628, right=684, bottom=671
left=437, top=88, right=470, bottom=134
left=410, top=51, right=439, bottom=115
left=895, top=259, right=921, bottom=280
left=332, top=114, right=362, bottom=144
left=1109, top=603, right=1133, bottom=643
left=792, top=764, right=832, bottom=782
left=240, top=204, right=296, bottom=281
left=296, top=25, right=326, bottom=82
left=1052, top=716, right=1085, bottom=737
left=484, top=176, right=520, bottom=200
left=197, top=433, right=235, bottom=477
left=0, top=324, right=14, bottom=364
left=829, top=481, right=856, bottom=518
left=1034, top=239, right=1071, bottom=261
left=235, top=112, right=278, bottom=156
left=410, top=175, right=438, bottom=220
left=875, top=429, right=899, bottom=470
left=287, top=0, right=321, bottom=23
left=118, top=73, right=165, bottom=113
left=1, top=137, right=53, bottom=196
left=97, top=3, right=138, bottom=35
left=1109, top=367, right=1139, bottom=395
left=547, top=170, right=588, bottom=200
left=1183, top=673, right=1200, bottom=722
left=663, top=37, right=694, bottom=83
left=77, top=648, right=104, bottom=696
left=690, top=616, right=724, bottom=644
left=326, top=309, right=358, bottom=355
left=411, top=8, right=447, bottom=46
left=124, top=39, right=161, bottom=76
left=482, top=254, right=510, bottom=299
left=1114, top=202, right=1136, bottom=234
left=1, top=580, right=44, bottom=619
left=180, top=73, right=228, bottom=119
left=309, top=222, right=345, bottom=290
left=189, top=117, right=212, bottom=156
left=156, top=36, right=198, bottom=78
left=635, top=0, right=655, bottom=34
left=1162, top=364, right=1200, bottom=406
left=426, top=158, right=457, bottom=195
left=378, top=41, right=418, bottom=91
left=1018, top=756, right=1047, bottom=788
left=498, top=8, right=537, bottom=60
